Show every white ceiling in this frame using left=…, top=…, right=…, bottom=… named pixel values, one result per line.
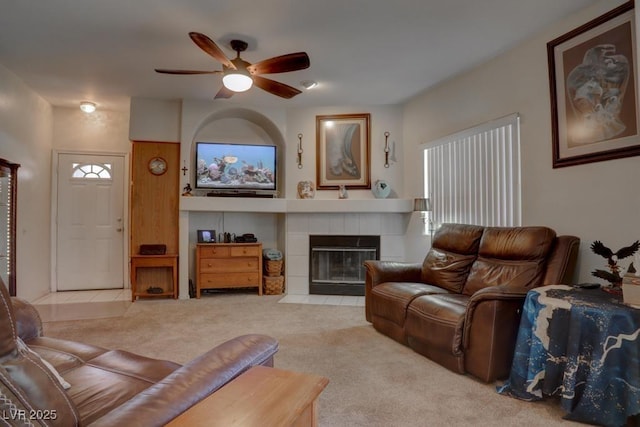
left=0, top=0, right=599, bottom=111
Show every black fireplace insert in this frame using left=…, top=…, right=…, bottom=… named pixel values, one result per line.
left=309, top=235, right=380, bottom=296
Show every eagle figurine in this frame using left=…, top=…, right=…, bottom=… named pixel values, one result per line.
left=591, top=240, right=640, bottom=285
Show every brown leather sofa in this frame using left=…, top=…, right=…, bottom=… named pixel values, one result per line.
left=0, top=280, right=279, bottom=426
left=365, top=223, right=579, bottom=383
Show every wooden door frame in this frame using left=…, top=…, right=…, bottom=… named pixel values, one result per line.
left=50, top=149, right=130, bottom=292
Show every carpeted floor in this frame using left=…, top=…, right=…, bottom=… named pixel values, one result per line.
left=42, top=293, right=575, bottom=426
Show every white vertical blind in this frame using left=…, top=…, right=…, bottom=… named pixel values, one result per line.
left=422, top=113, right=521, bottom=228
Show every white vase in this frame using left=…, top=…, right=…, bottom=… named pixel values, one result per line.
left=338, top=185, right=348, bottom=199
left=372, top=180, right=391, bottom=199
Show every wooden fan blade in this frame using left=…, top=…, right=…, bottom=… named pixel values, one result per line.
left=189, top=32, right=236, bottom=70
left=247, top=52, right=310, bottom=75
left=155, top=68, right=221, bottom=75
left=214, top=86, right=235, bottom=99
left=253, top=75, right=302, bottom=99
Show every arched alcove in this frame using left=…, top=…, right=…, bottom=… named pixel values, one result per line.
left=191, top=108, right=286, bottom=197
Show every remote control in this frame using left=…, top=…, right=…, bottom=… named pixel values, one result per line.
left=573, top=283, right=600, bottom=289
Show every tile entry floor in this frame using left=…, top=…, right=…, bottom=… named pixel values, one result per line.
left=32, top=289, right=133, bottom=322
left=31, top=289, right=364, bottom=322
left=32, top=289, right=132, bottom=305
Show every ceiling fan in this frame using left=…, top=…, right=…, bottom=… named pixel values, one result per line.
left=155, top=32, right=310, bottom=99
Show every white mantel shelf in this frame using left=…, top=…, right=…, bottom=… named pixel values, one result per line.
left=286, top=198, right=413, bottom=213
left=180, top=196, right=413, bottom=213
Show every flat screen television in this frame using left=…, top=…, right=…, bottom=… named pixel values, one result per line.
left=195, top=142, right=277, bottom=193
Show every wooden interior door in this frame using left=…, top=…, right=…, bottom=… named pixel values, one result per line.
left=130, top=141, right=180, bottom=292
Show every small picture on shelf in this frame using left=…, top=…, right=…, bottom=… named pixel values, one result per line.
left=197, top=230, right=216, bottom=243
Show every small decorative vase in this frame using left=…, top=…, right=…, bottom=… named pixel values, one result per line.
left=372, top=180, right=391, bottom=199
left=338, top=185, right=348, bottom=199
left=297, top=180, right=315, bottom=199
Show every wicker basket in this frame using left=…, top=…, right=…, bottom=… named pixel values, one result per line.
left=264, top=259, right=283, bottom=277
left=263, top=275, right=285, bottom=295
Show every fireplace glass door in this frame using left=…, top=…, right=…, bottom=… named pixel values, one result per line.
left=309, top=235, right=380, bottom=296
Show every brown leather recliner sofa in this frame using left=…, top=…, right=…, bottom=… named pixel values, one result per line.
left=365, top=223, right=579, bottom=383
left=0, top=280, right=279, bottom=426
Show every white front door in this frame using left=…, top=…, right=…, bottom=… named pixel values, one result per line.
left=55, top=153, right=126, bottom=290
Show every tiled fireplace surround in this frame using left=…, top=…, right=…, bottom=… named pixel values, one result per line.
left=285, top=212, right=407, bottom=295
left=179, top=198, right=412, bottom=298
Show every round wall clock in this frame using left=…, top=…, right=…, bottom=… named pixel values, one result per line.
left=148, top=157, right=167, bottom=175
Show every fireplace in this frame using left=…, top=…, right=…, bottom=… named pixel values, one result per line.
left=309, top=235, right=380, bottom=296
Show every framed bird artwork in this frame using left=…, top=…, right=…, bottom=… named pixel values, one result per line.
left=547, top=1, right=640, bottom=168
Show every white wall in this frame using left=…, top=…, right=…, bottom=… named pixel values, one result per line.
left=403, top=0, right=639, bottom=283
left=0, top=65, right=132, bottom=301
left=0, top=64, right=53, bottom=300
left=53, top=106, right=131, bottom=153
left=129, top=97, right=181, bottom=143
left=286, top=105, right=404, bottom=201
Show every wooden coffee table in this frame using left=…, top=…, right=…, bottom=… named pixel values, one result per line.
left=166, top=366, right=329, bottom=427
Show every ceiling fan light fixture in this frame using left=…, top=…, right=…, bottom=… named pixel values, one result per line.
left=157, top=33, right=309, bottom=99
left=79, top=101, right=96, bottom=113
left=223, top=72, right=253, bottom=92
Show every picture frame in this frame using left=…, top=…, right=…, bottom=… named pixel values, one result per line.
left=548, top=1, right=640, bottom=168
left=197, top=229, right=216, bottom=243
left=316, top=113, right=371, bottom=189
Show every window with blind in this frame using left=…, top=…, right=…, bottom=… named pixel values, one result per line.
left=422, top=113, right=521, bottom=231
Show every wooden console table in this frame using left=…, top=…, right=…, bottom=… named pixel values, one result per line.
left=166, top=366, right=329, bottom=426
left=130, top=254, right=178, bottom=301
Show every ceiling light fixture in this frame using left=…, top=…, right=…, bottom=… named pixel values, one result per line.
left=301, top=80, right=318, bottom=90
left=79, top=101, right=96, bottom=113
left=222, top=69, right=253, bottom=93
left=221, top=40, right=255, bottom=93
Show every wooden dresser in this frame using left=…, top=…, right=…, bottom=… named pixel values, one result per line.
left=195, top=243, right=263, bottom=298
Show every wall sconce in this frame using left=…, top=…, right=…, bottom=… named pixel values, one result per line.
left=297, top=133, right=303, bottom=169
left=384, top=131, right=390, bottom=168
left=413, top=197, right=435, bottom=238
left=80, top=101, right=96, bottom=113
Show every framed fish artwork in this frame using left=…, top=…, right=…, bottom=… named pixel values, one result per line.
left=315, top=113, right=371, bottom=189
